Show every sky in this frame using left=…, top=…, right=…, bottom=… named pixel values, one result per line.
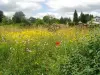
left=0, top=0, right=100, bottom=19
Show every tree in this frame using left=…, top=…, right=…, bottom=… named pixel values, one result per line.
left=12, top=11, right=25, bottom=23
left=43, top=15, right=50, bottom=24
left=79, top=12, right=82, bottom=21
left=35, top=18, right=45, bottom=26
left=29, top=17, right=36, bottom=23
left=43, top=15, right=55, bottom=25
left=73, top=10, right=79, bottom=24
left=89, top=14, right=93, bottom=21
left=68, top=18, right=71, bottom=23
left=52, top=18, right=59, bottom=24
left=79, top=12, right=93, bottom=23
left=0, top=10, right=3, bottom=23
left=59, top=17, right=71, bottom=24
left=59, top=17, right=64, bottom=24
left=82, top=14, right=87, bottom=23
left=2, top=16, right=12, bottom=24
left=79, top=12, right=84, bottom=23
left=63, top=18, right=67, bottom=24
left=64, top=17, right=71, bottom=24
left=22, top=18, right=32, bottom=26
left=85, top=14, right=90, bottom=22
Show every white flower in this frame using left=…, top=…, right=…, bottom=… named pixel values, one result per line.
left=26, top=48, right=32, bottom=52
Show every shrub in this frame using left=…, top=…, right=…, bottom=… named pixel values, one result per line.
left=35, top=19, right=45, bottom=26
left=60, top=34, right=100, bottom=75
left=68, top=22, right=75, bottom=26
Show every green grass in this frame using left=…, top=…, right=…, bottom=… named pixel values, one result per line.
left=0, top=26, right=100, bottom=75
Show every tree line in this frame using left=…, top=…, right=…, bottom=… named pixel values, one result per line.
left=0, top=10, right=93, bottom=26
left=73, top=10, right=93, bottom=25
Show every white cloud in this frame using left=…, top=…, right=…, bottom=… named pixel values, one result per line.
left=0, top=0, right=45, bottom=17
left=46, top=0, right=100, bottom=10
left=1, top=0, right=9, bottom=4
left=34, top=12, right=60, bottom=19
left=45, top=0, right=100, bottom=18
left=1, top=0, right=100, bottom=18
left=16, top=2, right=41, bottom=11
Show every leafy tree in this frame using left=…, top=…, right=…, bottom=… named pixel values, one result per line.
left=2, top=16, right=8, bottom=24
left=73, top=10, right=79, bottom=24
left=35, top=18, right=45, bottom=26
left=79, top=12, right=83, bottom=21
left=52, top=18, right=59, bottom=24
left=85, top=14, right=90, bottom=21
left=0, top=10, right=4, bottom=23
left=89, top=14, right=93, bottom=20
left=29, top=17, right=36, bottom=23
left=22, top=18, right=31, bottom=26
left=59, top=17, right=71, bottom=24
left=12, top=11, right=25, bottom=23
left=63, top=18, right=67, bottom=24
left=2, top=16, right=12, bottom=24
left=59, top=17, right=64, bottom=24
left=43, top=15, right=50, bottom=24
left=64, top=17, right=71, bottom=24
left=79, top=12, right=84, bottom=23
left=68, top=18, right=71, bottom=22
left=79, top=12, right=94, bottom=23
left=43, top=15, right=55, bottom=25
left=82, top=14, right=87, bottom=23
left=68, top=18, right=73, bottom=26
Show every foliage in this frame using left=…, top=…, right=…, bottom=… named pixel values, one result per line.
left=43, top=15, right=56, bottom=25
left=81, top=12, right=87, bottom=23
left=68, top=22, right=75, bottom=26
left=12, top=11, right=25, bottom=23
left=60, top=29, right=100, bottom=75
left=29, top=17, right=36, bottom=23
left=43, top=15, right=51, bottom=24
left=2, top=16, right=12, bottom=25
left=0, top=10, right=4, bottom=23
left=73, top=10, right=79, bottom=25
left=35, top=18, right=45, bottom=26
left=59, top=17, right=64, bottom=24
left=79, top=12, right=94, bottom=23
left=21, top=18, right=32, bottom=26
left=0, top=26, right=100, bottom=75
left=0, top=10, right=94, bottom=27
left=59, top=17, right=71, bottom=24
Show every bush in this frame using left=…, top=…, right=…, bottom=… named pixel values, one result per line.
left=35, top=19, right=45, bottom=26
left=68, top=22, right=75, bottom=26
left=60, top=35, right=100, bottom=75
left=2, top=16, right=13, bottom=25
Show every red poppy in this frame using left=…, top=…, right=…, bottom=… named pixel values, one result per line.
left=56, top=41, right=60, bottom=46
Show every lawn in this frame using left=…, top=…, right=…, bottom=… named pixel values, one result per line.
left=0, top=25, right=100, bottom=75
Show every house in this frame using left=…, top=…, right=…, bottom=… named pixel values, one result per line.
left=93, top=16, right=100, bottom=24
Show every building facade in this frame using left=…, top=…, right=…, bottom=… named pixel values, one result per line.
left=93, top=16, right=100, bottom=24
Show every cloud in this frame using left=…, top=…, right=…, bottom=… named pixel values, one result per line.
left=0, top=0, right=45, bottom=17
left=57, top=3, right=100, bottom=13
left=1, top=0, right=100, bottom=18
left=45, top=0, right=100, bottom=18
left=46, top=0, right=100, bottom=11
left=34, top=12, right=60, bottom=19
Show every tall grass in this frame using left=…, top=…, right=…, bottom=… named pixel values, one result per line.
left=0, top=26, right=100, bottom=75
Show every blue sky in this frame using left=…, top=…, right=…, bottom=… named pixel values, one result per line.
left=35, top=2, right=49, bottom=14
left=0, top=0, right=100, bottom=18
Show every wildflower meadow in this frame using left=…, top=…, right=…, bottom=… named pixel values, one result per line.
left=0, top=25, right=100, bottom=75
